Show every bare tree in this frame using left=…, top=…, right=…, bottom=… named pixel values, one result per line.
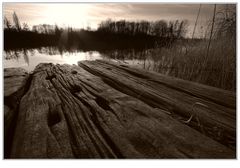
left=215, top=4, right=236, bottom=38
left=192, top=4, right=202, bottom=39
left=13, top=12, right=21, bottom=31
left=177, top=20, right=188, bottom=38
left=200, top=4, right=217, bottom=81
left=22, top=23, right=29, bottom=31
left=152, top=20, right=167, bottom=37
left=4, top=16, right=11, bottom=29
left=206, top=4, right=217, bottom=58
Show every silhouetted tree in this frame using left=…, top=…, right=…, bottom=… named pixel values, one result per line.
left=4, top=13, right=189, bottom=51
left=22, top=23, right=29, bottom=31
left=152, top=20, right=167, bottom=37
left=97, top=19, right=187, bottom=40
left=13, top=12, right=21, bottom=31
left=54, top=25, right=63, bottom=37
left=4, top=17, right=11, bottom=29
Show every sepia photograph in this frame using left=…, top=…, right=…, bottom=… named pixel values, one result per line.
left=2, top=1, right=236, bottom=159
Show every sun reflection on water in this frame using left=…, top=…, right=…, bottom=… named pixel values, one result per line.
left=4, top=48, right=102, bottom=72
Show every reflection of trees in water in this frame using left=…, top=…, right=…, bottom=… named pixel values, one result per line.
left=4, top=46, right=98, bottom=65
left=4, top=49, right=35, bottom=66
left=5, top=47, right=65, bottom=65
left=100, top=49, right=148, bottom=60
left=5, top=46, right=176, bottom=76
left=100, top=48, right=169, bottom=71
left=37, top=47, right=61, bottom=55
left=99, top=47, right=187, bottom=76
left=23, top=49, right=29, bottom=65
left=4, top=50, right=20, bottom=60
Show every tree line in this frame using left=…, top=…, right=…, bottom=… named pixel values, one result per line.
left=4, top=12, right=188, bottom=51
left=98, top=19, right=188, bottom=39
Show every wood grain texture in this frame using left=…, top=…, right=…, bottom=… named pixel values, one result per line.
left=4, top=61, right=236, bottom=158
left=4, top=68, right=29, bottom=158
left=79, top=60, right=236, bottom=149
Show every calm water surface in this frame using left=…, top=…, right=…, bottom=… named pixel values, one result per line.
left=5, top=47, right=176, bottom=79
left=4, top=48, right=104, bottom=72
left=4, top=47, right=155, bottom=72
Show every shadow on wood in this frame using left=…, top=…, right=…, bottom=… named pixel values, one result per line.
left=4, top=60, right=236, bottom=158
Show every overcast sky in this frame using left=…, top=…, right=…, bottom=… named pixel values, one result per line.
left=3, top=3, right=231, bottom=37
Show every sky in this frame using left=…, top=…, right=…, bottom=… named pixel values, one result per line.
left=3, top=3, right=231, bottom=37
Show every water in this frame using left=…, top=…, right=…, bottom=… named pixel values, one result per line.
left=4, top=47, right=157, bottom=72
left=4, top=47, right=103, bottom=72
left=4, top=47, right=176, bottom=77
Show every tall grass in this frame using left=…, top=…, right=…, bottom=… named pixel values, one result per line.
left=146, top=36, right=235, bottom=91
left=135, top=5, right=236, bottom=91
left=101, top=32, right=235, bottom=91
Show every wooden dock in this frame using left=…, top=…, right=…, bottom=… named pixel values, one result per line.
left=4, top=60, right=236, bottom=158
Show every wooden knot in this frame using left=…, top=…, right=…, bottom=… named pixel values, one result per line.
left=71, top=70, right=78, bottom=74
left=46, top=74, right=56, bottom=81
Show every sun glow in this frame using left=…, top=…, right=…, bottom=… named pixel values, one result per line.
left=42, top=4, right=91, bottom=28
left=4, top=3, right=218, bottom=35
left=62, top=51, right=101, bottom=65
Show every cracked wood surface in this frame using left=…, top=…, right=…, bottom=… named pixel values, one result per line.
left=4, top=61, right=236, bottom=158
left=4, top=68, right=29, bottom=158
left=79, top=60, right=236, bottom=150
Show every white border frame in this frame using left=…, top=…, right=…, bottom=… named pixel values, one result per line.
left=0, top=1, right=239, bottom=168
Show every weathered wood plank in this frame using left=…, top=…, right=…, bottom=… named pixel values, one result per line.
left=98, top=60, right=236, bottom=108
left=4, top=68, right=29, bottom=158
left=8, top=63, right=235, bottom=158
left=79, top=60, right=236, bottom=149
left=4, top=68, right=29, bottom=98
